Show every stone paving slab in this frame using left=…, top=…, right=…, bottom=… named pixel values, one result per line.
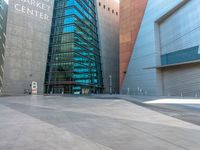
left=0, top=95, right=200, bottom=150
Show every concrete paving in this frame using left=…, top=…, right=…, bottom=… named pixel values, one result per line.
left=0, top=95, right=200, bottom=150
left=119, top=95, right=200, bottom=126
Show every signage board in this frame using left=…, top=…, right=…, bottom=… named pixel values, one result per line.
left=31, top=81, right=37, bottom=94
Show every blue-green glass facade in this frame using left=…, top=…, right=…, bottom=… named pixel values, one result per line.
left=161, top=46, right=200, bottom=66
left=0, top=0, right=8, bottom=89
left=45, top=0, right=103, bottom=94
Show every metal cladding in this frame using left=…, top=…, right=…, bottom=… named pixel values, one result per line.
left=96, top=0, right=119, bottom=94
left=119, top=0, right=147, bottom=87
left=121, top=0, right=200, bottom=97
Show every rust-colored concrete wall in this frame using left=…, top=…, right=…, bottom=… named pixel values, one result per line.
left=119, top=0, right=147, bottom=88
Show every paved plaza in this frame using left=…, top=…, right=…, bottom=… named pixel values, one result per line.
left=0, top=95, right=200, bottom=150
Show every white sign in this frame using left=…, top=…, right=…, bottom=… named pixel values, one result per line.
left=14, top=0, right=52, bottom=21
left=31, top=81, right=38, bottom=94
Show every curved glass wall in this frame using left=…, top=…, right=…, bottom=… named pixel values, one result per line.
left=45, top=0, right=103, bottom=94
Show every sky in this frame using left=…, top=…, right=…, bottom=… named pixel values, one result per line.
left=4, top=0, right=9, bottom=4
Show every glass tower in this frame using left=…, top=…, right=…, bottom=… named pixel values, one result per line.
left=0, top=0, right=8, bottom=90
left=45, top=0, right=103, bottom=94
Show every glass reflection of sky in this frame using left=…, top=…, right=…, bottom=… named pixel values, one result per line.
left=4, top=0, right=9, bottom=4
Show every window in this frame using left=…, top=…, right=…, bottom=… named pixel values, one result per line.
left=63, top=26, right=74, bottom=33
left=0, top=0, right=2, bottom=8
left=45, top=0, right=103, bottom=94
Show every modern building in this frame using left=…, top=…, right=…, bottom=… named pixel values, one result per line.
left=0, top=0, right=8, bottom=93
left=45, top=0, right=103, bottom=94
left=45, top=0, right=119, bottom=94
left=120, top=0, right=200, bottom=97
left=1, top=0, right=119, bottom=95
left=2, top=0, right=54, bottom=95
left=120, top=0, right=147, bottom=89
left=97, top=0, right=119, bottom=94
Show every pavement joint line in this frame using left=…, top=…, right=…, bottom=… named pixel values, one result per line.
left=66, top=112, right=115, bottom=150
left=1, top=96, right=200, bottom=149
left=0, top=100, right=186, bottom=149
left=60, top=99, right=177, bottom=150
left=118, top=118, right=189, bottom=150
left=0, top=102, right=118, bottom=150
left=0, top=102, right=114, bottom=150
left=120, top=97, right=200, bottom=127
left=2, top=98, right=200, bottom=131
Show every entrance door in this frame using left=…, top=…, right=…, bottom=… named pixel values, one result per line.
left=53, top=87, right=64, bottom=94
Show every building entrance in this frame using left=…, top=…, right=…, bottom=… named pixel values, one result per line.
left=53, top=87, right=64, bottom=94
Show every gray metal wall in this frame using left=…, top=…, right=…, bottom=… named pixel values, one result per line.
left=2, top=0, right=54, bottom=95
left=159, top=0, right=200, bottom=96
left=122, top=0, right=183, bottom=95
left=122, top=0, right=200, bottom=97
left=96, top=0, right=119, bottom=93
left=159, top=0, right=200, bottom=55
left=163, top=63, right=200, bottom=96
